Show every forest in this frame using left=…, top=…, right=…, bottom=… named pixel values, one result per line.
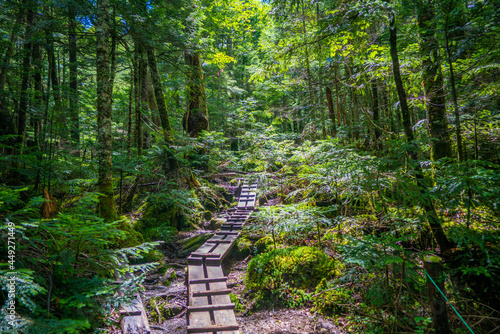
left=0, top=0, right=499, bottom=333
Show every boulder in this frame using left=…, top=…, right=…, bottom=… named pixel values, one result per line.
left=177, top=233, right=213, bottom=257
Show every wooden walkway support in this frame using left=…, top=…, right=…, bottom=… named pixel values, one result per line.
left=187, top=181, right=258, bottom=334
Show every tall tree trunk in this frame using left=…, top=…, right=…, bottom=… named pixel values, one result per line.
left=32, top=34, right=44, bottom=150
left=183, top=51, right=208, bottom=137
left=146, top=46, right=173, bottom=144
left=0, top=6, right=23, bottom=95
left=127, top=68, right=133, bottom=157
left=388, top=12, right=454, bottom=253
left=110, top=4, right=117, bottom=94
left=325, top=86, right=336, bottom=135
left=371, top=81, right=382, bottom=150
left=334, top=64, right=341, bottom=127
left=133, top=41, right=143, bottom=156
left=443, top=8, right=464, bottom=162
left=46, top=30, right=63, bottom=138
left=68, top=5, right=79, bottom=146
left=17, top=2, right=35, bottom=151
left=416, top=0, right=451, bottom=161
left=301, top=2, right=315, bottom=138
left=96, top=0, right=118, bottom=221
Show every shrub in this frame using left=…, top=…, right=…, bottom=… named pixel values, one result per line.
left=246, top=246, right=336, bottom=291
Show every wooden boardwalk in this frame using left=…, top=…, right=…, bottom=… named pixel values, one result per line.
left=187, top=182, right=257, bottom=334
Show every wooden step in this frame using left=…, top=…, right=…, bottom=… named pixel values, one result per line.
left=192, top=289, right=231, bottom=297
left=189, top=277, right=227, bottom=284
left=187, top=325, right=239, bottom=333
left=188, top=303, right=235, bottom=313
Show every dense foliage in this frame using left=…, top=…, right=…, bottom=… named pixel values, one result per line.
left=1, top=0, right=499, bottom=332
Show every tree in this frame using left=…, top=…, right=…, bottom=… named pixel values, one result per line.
left=388, top=8, right=454, bottom=253
left=183, top=51, right=209, bottom=137
left=416, top=0, right=451, bottom=161
left=96, top=0, right=118, bottom=221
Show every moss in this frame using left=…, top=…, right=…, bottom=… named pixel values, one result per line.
left=178, top=233, right=213, bottom=257
left=113, top=219, right=144, bottom=248
left=148, top=298, right=183, bottom=322
left=232, top=237, right=252, bottom=259
left=142, top=224, right=178, bottom=243
left=246, top=246, right=336, bottom=291
left=203, top=210, right=213, bottom=220
left=313, top=278, right=354, bottom=316
left=130, top=249, right=164, bottom=265
left=229, top=293, right=245, bottom=313
left=254, top=235, right=274, bottom=254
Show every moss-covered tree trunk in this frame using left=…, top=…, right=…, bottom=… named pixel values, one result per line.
left=325, top=86, right=336, bottom=135
left=417, top=0, right=451, bottom=161
left=68, top=5, right=79, bottom=147
left=371, top=81, right=382, bottom=150
left=133, top=40, right=143, bottom=156
left=96, top=0, right=118, bottom=221
left=388, top=13, right=454, bottom=254
left=17, top=2, right=35, bottom=152
left=183, top=51, right=208, bottom=138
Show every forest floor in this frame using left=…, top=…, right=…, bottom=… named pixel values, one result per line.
left=141, top=237, right=346, bottom=334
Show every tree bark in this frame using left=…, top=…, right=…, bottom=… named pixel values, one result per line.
left=127, top=68, right=133, bottom=157
left=371, top=81, right=382, bottom=150
left=133, top=40, right=143, bottom=156
left=96, top=0, right=118, bottom=221
left=17, top=2, right=35, bottom=151
left=388, top=12, right=454, bottom=253
left=0, top=5, right=23, bottom=95
left=69, top=5, right=79, bottom=146
left=443, top=8, right=464, bottom=162
left=146, top=45, right=173, bottom=144
left=32, top=33, right=44, bottom=150
left=183, top=51, right=209, bottom=137
left=325, top=86, right=336, bottom=134
left=416, top=0, right=451, bottom=161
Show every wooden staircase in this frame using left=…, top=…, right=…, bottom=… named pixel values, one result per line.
left=187, top=182, right=257, bottom=334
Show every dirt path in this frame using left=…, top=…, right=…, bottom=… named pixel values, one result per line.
left=145, top=253, right=345, bottom=334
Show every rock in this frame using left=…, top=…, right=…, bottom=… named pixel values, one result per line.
left=231, top=237, right=253, bottom=259
left=203, top=210, right=213, bottom=220
left=255, top=235, right=274, bottom=254
left=162, top=303, right=183, bottom=319
left=207, top=218, right=226, bottom=230
left=177, top=233, right=213, bottom=257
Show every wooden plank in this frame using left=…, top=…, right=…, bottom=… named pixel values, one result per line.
left=190, top=253, right=222, bottom=258
left=206, top=239, right=233, bottom=244
left=192, top=289, right=231, bottom=297
left=121, top=294, right=151, bottom=334
left=188, top=303, right=235, bottom=312
left=187, top=325, right=239, bottom=333
left=206, top=266, right=239, bottom=334
left=187, top=264, right=212, bottom=333
left=189, top=277, right=227, bottom=284
left=217, top=231, right=240, bottom=235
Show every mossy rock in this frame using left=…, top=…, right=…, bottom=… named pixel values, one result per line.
left=254, top=235, right=274, bottom=254
left=203, top=200, right=218, bottom=212
left=148, top=298, right=183, bottom=322
left=203, top=211, right=213, bottom=220
left=130, top=249, right=164, bottom=265
left=178, top=233, right=213, bottom=257
left=246, top=246, right=336, bottom=291
left=143, top=224, right=178, bottom=243
left=232, top=237, right=252, bottom=259
left=313, top=278, right=354, bottom=316
left=208, top=218, right=226, bottom=230
left=113, top=219, right=144, bottom=248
